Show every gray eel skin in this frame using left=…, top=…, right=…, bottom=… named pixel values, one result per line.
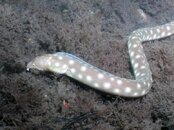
left=27, top=21, right=174, bottom=97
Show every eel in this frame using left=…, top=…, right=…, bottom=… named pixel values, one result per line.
left=27, top=21, right=174, bottom=97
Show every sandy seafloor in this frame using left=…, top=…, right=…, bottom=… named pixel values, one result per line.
left=0, top=0, right=174, bottom=130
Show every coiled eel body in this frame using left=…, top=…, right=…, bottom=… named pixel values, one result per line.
left=27, top=21, right=174, bottom=97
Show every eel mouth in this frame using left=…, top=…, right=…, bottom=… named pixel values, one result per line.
left=26, top=60, right=40, bottom=71
left=26, top=60, right=34, bottom=71
left=26, top=68, right=30, bottom=71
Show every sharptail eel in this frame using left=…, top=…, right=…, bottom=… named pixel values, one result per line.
left=27, top=21, right=174, bottom=97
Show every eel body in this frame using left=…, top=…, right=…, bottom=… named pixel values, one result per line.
left=27, top=21, right=174, bottom=97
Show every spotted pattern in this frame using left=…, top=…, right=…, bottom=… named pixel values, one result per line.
left=27, top=21, right=174, bottom=97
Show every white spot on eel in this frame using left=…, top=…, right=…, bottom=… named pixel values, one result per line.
left=26, top=21, right=174, bottom=97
